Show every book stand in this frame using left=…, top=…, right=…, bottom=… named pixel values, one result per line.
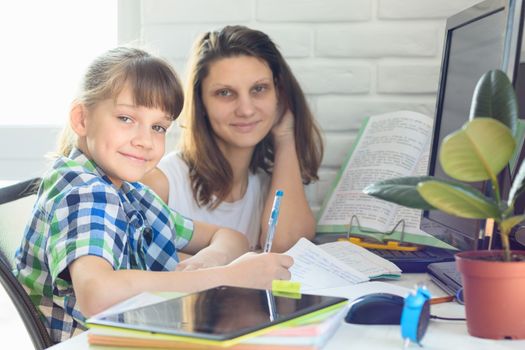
left=345, top=215, right=407, bottom=243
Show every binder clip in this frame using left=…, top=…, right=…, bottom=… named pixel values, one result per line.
left=401, top=284, right=431, bottom=347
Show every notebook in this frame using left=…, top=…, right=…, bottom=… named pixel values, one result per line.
left=86, top=285, right=348, bottom=347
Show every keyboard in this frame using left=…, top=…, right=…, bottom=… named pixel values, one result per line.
left=369, top=246, right=456, bottom=273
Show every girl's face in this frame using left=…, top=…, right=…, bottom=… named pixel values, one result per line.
left=75, top=84, right=172, bottom=187
left=201, top=55, right=279, bottom=154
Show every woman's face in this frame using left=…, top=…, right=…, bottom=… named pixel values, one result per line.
left=200, top=55, right=279, bottom=153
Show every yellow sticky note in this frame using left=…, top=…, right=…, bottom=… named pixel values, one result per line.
left=271, top=280, right=301, bottom=299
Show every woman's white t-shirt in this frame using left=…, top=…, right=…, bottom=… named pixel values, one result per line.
left=157, top=152, right=270, bottom=250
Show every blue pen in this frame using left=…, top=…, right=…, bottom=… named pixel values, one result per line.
left=263, top=190, right=284, bottom=252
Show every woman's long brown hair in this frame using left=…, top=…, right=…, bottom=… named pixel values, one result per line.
left=180, top=25, right=323, bottom=209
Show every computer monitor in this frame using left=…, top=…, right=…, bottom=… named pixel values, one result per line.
left=420, top=0, right=524, bottom=251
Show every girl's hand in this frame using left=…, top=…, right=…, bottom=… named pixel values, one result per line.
left=225, top=252, right=294, bottom=289
left=176, top=248, right=229, bottom=271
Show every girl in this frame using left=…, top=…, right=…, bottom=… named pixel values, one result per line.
left=14, top=47, right=292, bottom=343
left=143, top=26, right=324, bottom=252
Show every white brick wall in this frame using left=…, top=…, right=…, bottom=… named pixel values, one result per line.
left=134, top=0, right=484, bottom=212
left=256, top=0, right=372, bottom=22
left=316, top=24, right=439, bottom=58
left=377, top=63, right=441, bottom=93
left=378, top=0, right=482, bottom=19
left=142, top=0, right=252, bottom=23
left=291, top=62, right=372, bottom=94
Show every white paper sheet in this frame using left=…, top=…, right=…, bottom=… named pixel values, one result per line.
left=285, top=238, right=369, bottom=291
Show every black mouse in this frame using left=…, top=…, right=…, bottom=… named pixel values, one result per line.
left=345, top=293, right=404, bottom=325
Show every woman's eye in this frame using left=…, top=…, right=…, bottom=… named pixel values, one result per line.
left=117, top=115, right=133, bottom=123
left=252, top=85, right=267, bottom=94
left=152, top=125, right=167, bottom=134
left=216, top=89, right=232, bottom=97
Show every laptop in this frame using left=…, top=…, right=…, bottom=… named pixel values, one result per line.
left=426, top=261, right=462, bottom=296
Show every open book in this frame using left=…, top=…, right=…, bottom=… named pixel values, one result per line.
left=316, top=110, right=452, bottom=248
left=285, top=238, right=401, bottom=292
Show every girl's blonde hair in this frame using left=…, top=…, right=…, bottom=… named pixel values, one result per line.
left=56, top=47, right=184, bottom=156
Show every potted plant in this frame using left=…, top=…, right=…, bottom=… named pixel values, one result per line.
left=363, top=69, right=525, bottom=339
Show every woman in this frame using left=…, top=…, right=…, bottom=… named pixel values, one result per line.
left=143, top=25, right=323, bottom=252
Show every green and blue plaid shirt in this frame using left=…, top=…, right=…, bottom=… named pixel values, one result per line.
left=15, top=148, right=194, bottom=343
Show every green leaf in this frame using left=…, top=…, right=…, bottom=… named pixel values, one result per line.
left=469, top=69, right=519, bottom=136
left=363, top=176, right=435, bottom=210
left=500, top=215, right=525, bottom=236
left=439, top=118, right=515, bottom=182
left=508, top=160, right=525, bottom=206
left=417, top=180, right=500, bottom=219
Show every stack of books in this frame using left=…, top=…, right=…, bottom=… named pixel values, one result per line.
left=88, top=306, right=347, bottom=349
left=86, top=287, right=348, bottom=350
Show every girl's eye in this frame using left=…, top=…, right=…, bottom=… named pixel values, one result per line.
left=152, top=125, right=167, bottom=134
left=117, top=115, right=133, bottom=123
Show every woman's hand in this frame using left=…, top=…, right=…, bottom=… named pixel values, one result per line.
left=180, top=223, right=248, bottom=269
left=272, top=108, right=295, bottom=144
left=225, top=252, right=294, bottom=289
left=176, top=248, right=229, bottom=271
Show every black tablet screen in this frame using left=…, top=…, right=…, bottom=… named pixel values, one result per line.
left=93, top=286, right=347, bottom=341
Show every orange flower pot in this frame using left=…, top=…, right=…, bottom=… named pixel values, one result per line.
left=456, top=250, right=525, bottom=339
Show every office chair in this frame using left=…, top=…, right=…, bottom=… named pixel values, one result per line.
left=0, top=178, right=54, bottom=349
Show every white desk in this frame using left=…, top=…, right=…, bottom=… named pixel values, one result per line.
left=48, top=273, right=525, bottom=350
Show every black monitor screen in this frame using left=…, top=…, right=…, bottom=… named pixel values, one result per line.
left=421, top=0, right=523, bottom=251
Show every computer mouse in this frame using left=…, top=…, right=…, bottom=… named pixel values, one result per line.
left=345, top=293, right=404, bottom=325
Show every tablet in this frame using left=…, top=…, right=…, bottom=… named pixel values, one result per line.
left=86, top=286, right=348, bottom=343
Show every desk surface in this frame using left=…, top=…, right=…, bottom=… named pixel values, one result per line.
left=49, top=273, right=525, bottom=350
